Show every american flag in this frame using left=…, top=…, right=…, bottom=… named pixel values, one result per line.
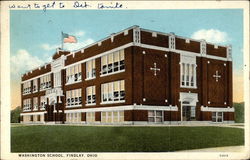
left=62, top=32, right=77, bottom=43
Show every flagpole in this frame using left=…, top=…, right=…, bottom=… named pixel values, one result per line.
left=61, top=31, right=64, bottom=50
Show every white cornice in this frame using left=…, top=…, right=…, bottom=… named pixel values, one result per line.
left=64, top=105, right=178, bottom=113
left=201, top=106, right=234, bottom=112
left=20, top=111, right=46, bottom=116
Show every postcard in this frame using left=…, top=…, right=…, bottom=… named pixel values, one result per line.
left=0, top=1, right=249, bottom=160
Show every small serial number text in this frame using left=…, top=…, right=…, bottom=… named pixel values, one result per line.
left=87, top=154, right=98, bottom=157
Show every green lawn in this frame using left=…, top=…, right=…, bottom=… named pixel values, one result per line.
left=11, top=125, right=244, bottom=152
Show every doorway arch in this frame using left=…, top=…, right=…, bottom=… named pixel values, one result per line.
left=179, top=92, right=198, bottom=121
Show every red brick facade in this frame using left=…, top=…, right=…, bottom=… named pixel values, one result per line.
left=20, top=26, right=234, bottom=124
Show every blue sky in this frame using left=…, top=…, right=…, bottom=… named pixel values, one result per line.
left=11, top=9, right=243, bottom=76
left=10, top=9, right=244, bottom=107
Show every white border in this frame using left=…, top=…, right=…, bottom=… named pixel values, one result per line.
left=0, top=2, right=10, bottom=159
left=1, top=1, right=249, bottom=160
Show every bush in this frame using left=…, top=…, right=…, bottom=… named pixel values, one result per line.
left=11, top=106, right=21, bottom=123
left=234, top=102, right=244, bottom=123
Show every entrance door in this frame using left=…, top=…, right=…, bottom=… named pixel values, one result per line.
left=182, top=106, right=191, bottom=121
left=182, top=106, right=196, bottom=121
left=47, top=105, right=54, bottom=121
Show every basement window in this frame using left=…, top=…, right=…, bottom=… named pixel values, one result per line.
left=101, top=111, right=124, bottom=123
left=148, top=110, right=163, bottom=123
left=212, top=112, right=223, bottom=122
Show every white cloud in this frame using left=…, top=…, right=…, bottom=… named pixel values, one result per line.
left=73, top=31, right=85, bottom=37
left=11, top=49, right=44, bottom=76
left=191, top=29, right=230, bottom=44
left=41, top=43, right=60, bottom=51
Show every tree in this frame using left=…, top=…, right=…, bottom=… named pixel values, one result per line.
left=234, top=102, right=244, bottom=123
left=11, top=106, right=21, bottom=123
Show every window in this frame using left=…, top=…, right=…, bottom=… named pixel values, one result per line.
left=86, top=59, right=96, bottom=80
left=101, top=50, right=125, bottom=76
left=66, top=89, right=82, bottom=107
left=113, top=111, right=118, bottom=123
left=33, top=79, right=38, bottom=92
left=180, top=55, right=196, bottom=88
left=107, top=112, right=112, bottom=123
left=212, top=112, right=223, bottom=122
left=113, top=81, right=120, bottom=101
left=101, top=112, right=106, bottom=122
left=66, top=113, right=81, bottom=123
left=40, top=96, right=46, bottom=110
left=23, top=115, right=31, bottom=122
left=217, top=112, right=223, bottom=122
left=119, top=111, right=124, bottom=122
left=54, top=72, right=61, bottom=87
left=86, top=112, right=95, bottom=123
left=40, top=74, right=51, bottom=90
left=23, top=99, right=31, bottom=111
left=23, top=81, right=31, bottom=94
left=86, top=86, right=96, bottom=105
left=66, top=64, right=82, bottom=84
left=148, top=110, right=163, bottom=123
left=101, top=80, right=125, bottom=104
left=67, top=113, right=72, bottom=122
left=66, top=113, right=70, bottom=122
left=190, top=106, right=196, bottom=118
left=101, top=111, right=124, bottom=123
left=33, top=97, right=38, bottom=111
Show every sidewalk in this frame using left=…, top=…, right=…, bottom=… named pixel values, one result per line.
left=178, top=145, right=245, bottom=152
left=12, top=123, right=245, bottom=129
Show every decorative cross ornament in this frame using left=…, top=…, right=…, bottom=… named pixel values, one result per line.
left=213, top=70, right=221, bottom=82
left=150, top=62, right=160, bottom=76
